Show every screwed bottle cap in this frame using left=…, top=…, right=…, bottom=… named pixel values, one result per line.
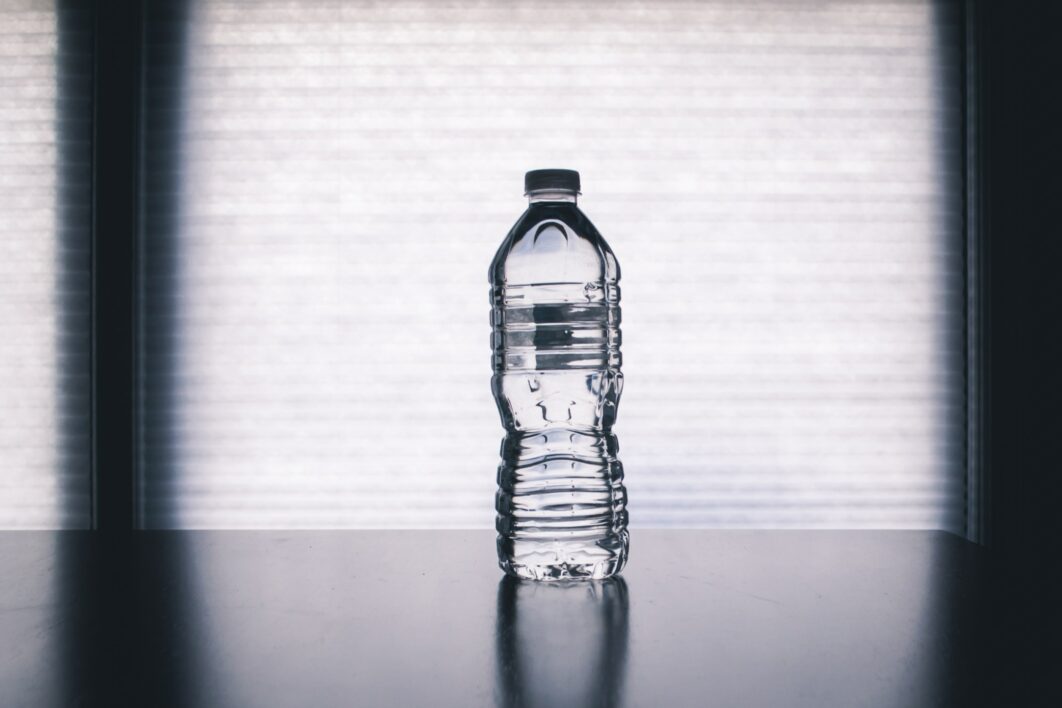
left=524, top=169, right=580, bottom=195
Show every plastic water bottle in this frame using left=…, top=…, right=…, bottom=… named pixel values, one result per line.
left=490, top=169, right=628, bottom=580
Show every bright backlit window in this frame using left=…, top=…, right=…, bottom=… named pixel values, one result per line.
left=139, top=0, right=966, bottom=530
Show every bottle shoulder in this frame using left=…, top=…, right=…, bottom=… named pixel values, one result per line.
left=489, top=204, right=620, bottom=286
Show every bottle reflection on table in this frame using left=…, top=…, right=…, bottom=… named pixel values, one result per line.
left=494, top=575, right=629, bottom=708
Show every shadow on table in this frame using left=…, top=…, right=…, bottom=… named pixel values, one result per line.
left=54, top=532, right=204, bottom=706
left=494, top=576, right=629, bottom=708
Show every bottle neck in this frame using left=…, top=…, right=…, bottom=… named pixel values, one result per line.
left=527, top=190, right=577, bottom=205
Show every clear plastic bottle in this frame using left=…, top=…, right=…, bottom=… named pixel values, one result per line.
left=490, top=169, right=628, bottom=581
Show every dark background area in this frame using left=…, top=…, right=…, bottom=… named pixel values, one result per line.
left=980, top=0, right=1062, bottom=564
left=978, top=0, right=1062, bottom=699
left=91, top=0, right=140, bottom=530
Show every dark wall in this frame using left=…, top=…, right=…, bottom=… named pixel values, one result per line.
left=981, top=0, right=1062, bottom=563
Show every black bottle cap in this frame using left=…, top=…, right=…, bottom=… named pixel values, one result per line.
left=524, top=169, right=581, bottom=195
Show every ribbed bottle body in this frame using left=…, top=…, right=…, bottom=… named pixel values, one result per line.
left=490, top=200, right=628, bottom=580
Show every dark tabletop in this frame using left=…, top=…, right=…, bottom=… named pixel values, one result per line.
left=0, top=530, right=1037, bottom=707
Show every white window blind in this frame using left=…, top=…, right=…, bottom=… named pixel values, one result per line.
left=139, top=0, right=966, bottom=530
left=0, top=0, right=92, bottom=528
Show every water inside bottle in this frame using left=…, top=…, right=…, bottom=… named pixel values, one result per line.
left=490, top=172, right=629, bottom=580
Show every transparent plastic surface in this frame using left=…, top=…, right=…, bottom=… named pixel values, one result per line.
left=490, top=191, right=628, bottom=580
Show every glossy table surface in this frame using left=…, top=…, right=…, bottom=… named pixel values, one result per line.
left=0, top=530, right=1028, bottom=707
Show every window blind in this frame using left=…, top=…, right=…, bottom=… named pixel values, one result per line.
left=0, top=0, right=92, bottom=528
left=139, top=0, right=966, bottom=530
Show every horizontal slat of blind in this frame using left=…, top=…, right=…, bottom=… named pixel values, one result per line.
left=0, top=0, right=92, bottom=529
left=140, top=0, right=965, bottom=530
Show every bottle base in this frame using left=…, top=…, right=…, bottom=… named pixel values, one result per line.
left=497, top=532, right=629, bottom=581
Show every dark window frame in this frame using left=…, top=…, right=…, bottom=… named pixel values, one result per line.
left=90, top=0, right=141, bottom=530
